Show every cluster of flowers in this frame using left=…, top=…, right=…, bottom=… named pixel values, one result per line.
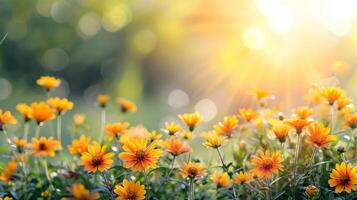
left=0, top=76, right=356, bottom=199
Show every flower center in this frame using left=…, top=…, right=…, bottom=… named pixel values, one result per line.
left=136, top=150, right=146, bottom=161
left=188, top=167, right=198, bottom=177
left=92, top=157, right=103, bottom=166
left=39, top=142, right=47, bottom=151
left=126, top=191, right=137, bottom=200
left=340, top=175, right=350, bottom=184
left=262, top=162, right=273, bottom=170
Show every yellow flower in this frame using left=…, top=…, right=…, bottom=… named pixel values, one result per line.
left=214, top=115, right=238, bottom=137
left=36, top=76, right=61, bottom=91
left=80, top=143, right=114, bottom=172
left=239, top=109, right=258, bottom=122
left=148, top=130, right=162, bottom=142
left=285, top=119, right=312, bottom=135
left=117, top=98, right=137, bottom=113
left=178, top=112, right=203, bottom=131
left=119, top=139, right=162, bottom=172
left=307, top=123, right=337, bottom=149
left=233, top=171, right=252, bottom=185
left=162, top=122, right=181, bottom=136
left=16, top=103, right=32, bottom=122
left=250, top=150, right=284, bottom=179
left=251, top=88, right=272, bottom=101
left=337, top=97, right=352, bottom=111
left=114, top=179, right=146, bottom=200
left=28, top=137, right=62, bottom=157
left=119, top=126, right=149, bottom=144
left=105, top=122, right=130, bottom=141
left=320, top=87, right=345, bottom=106
left=201, top=131, right=224, bottom=149
left=305, top=184, right=318, bottom=197
left=13, top=137, right=26, bottom=152
left=68, top=135, right=92, bottom=155
left=70, top=183, right=99, bottom=200
left=47, top=97, right=74, bottom=114
left=294, top=106, right=313, bottom=120
left=73, top=114, right=86, bottom=126
left=29, top=102, right=55, bottom=124
left=0, top=110, right=17, bottom=131
left=210, top=171, right=231, bottom=188
left=0, top=160, right=17, bottom=183
left=0, top=197, right=13, bottom=200
left=97, top=94, right=110, bottom=108
left=161, top=137, right=191, bottom=156
left=179, top=162, right=206, bottom=179
left=271, top=123, right=291, bottom=143
left=328, top=162, right=357, bottom=193
left=181, top=130, right=193, bottom=140
left=344, top=112, right=357, bottom=129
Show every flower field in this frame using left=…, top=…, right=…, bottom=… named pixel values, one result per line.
left=0, top=76, right=356, bottom=200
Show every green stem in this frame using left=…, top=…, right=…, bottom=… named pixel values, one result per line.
left=101, top=172, right=114, bottom=200
left=216, top=148, right=226, bottom=171
left=35, top=124, right=41, bottom=138
left=2, top=128, right=12, bottom=146
left=309, top=147, right=318, bottom=167
left=57, top=114, right=62, bottom=142
left=167, top=155, right=176, bottom=177
left=24, top=122, right=29, bottom=141
left=144, top=171, right=150, bottom=200
left=100, top=108, right=106, bottom=142
left=330, top=106, right=336, bottom=133
left=43, top=159, right=54, bottom=190
left=189, top=178, right=194, bottom=200
left=294, top=134, right=301, bottom=177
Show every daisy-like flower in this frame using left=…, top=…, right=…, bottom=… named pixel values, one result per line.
left=294, top=106, right=313, bottom=120
left=29, top=102, right=55, bottom=124
left=114, top=179, right=146, bottom=200
left=251, top=89, right=272, bottom=101
left=105, top=122, right=130, bottom=141
left=70, top=183, right=99, bottom=200
left=161, top=137, right=191, bottom=157
left=328, top=162, right=357, bottom=193
left=16, top=104, right=32, bottom=122
left=344, top=112, right=357, bottom=129
left=68, top=135, right=92, bottom=155
left=250, top=150, right=284, bottom=179
left=320, top=87, right=345, bottom=106
left=27, top=137, right=62, bottom=157
left=36, top=76, right=61, bottom=91
left=13, top=137, right=26, bottom=153
left=214, top=115, right=238, bottom=137
left=210, top=171, right=231, bottom=188
left=180, top=162, right=206, bottom=179
left=307, top=123, right=337, bottom=148
left=178, top=112, right=203, bottom=131
left=47, top=97, right=74, bottom=114
left=233, top=171, right=252, bottom=185
left=0, top=110, right=17, bottom=131
left=97, top=94, right=110, bottom=108
left=0, top=160, right=17, bottom=183
left=285, top=119, right=312, bottom=135
left=119, top=125, right=149, bottom=144
left=162, top=122, right=181, bottom=136
left=73, top=114, right=86, bottom=127
left=337, top=97, right=352, bottom=111
left=305, top=184, right=318, bottom=197
left=148, top=131, right=162, bottom=142
left=239, top=109, right=258, bottom=123
left=201, top=131, right=225, bottom=149
left=271, top=123, right=291, bottom=143
left=0, top=197, right=14, bottom=200
left=119, top=139, right=162, bottom=172
left=117, top=98, right=137, bottom=113
left=181, top=130, right=193, bottom=140
left=80, top=143, right=114, bottom=172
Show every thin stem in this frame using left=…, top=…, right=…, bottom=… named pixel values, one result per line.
left=167, top=155, right=176, bottom=177
left=293, top=134, right=301, bottom=178
left=308, top=147, right=318, bottom=167
left=330, top=106, right=336, bottom=133
left=144, top=171, right=150, bottom=200
left=189, top=178, right=194, bottom=200
left=2, top=128, right=12, bottom=146
left=24, top=122, right=29, bottom=141
left=100, top=108, right=106, bottom=142
left=101, top=172, right=114, bottom=200
left=232, top=185, right=237, bottom=200
left=216, top=148, right=226, bottom=171
left=280, top=142, right=285, bottom=161
left=43, top=159, right=54, bottom=190
left=35, top=124, right=41, bottom=138
left=57, top=114, right=62, bottom=142
left=265, top=180, right=272, bottom=200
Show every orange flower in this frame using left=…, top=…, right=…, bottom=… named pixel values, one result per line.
left=68, top=135, right=92, bottom=155
left=0, top=110, right=17, bottom=131
left=178, top=112, right=203, bottom=131
left=294, top=106, right=313, bottom=120
left=344, top=113, right=357, bottom=129
left=16, top=104, right=32, bottom=122
left=47, top=97, right=74, bottom=114
left=161, top=137, right=191, bottom=156
left=328, top=162, right=357, bottom=193
left=114, top=179, right=146, bottom=200
left=13, top=137, right=26, bottom=152
left=214, top=115, right=238, bottom=137
left=162, top=122, right=181, bottom=136
left=29, top=102, right=55, bottom=124
left=73, top=114, right=86, bottom=126
left=70, top=183, right=99, bottom=200
left=337, top=97, right=352, bottom=111
left=201, top=131, right=225, bottom=149
left=80, top=143, right=114, bottom=172
left=148, top=130, right=162, bottom=142
left=97, top=94, right=110, bottom=108
left=105, top=122, right=130, bottom=141
left=271, top=123, right=291, bottom=143
left=117, top=98, right=137, bottom=113
left=250, top=150, right=284, bottom=179
left=307, top=123, right=337, bottom=148
left=36, top=76, right=61, bottom=91
left=179, top=162, right=206, bottom=179
left=119, top=125, right=149, bottom=144
left=119, top=139, right=162, bottom=172
left=28, top=137, right=62, bottom=157
left=320, top=87, right=344, bottom=106
left=239, top=109, right=258, bottom=122
left=285, top=119, right=312, bottom=135
left=210, top=171, right=231, bottom=188
left=305, top=184, right=319, bottom=197
left=0, top=160, right=17, bottom=183
left=233, top=171, right=252, bottom=185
